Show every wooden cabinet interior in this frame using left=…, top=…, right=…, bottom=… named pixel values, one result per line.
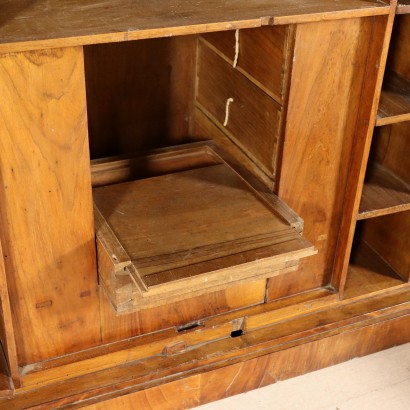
left=92, top=143, right=315, bottom=313
left=0, top=0, right=409, bottom=407
left=348, top=6, right=410, bottom=299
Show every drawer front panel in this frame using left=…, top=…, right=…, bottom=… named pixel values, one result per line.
left=196, top=42, right=282, bottom=176
left=201, top=25, right=289, bottom=103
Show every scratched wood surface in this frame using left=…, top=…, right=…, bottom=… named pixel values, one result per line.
left=4, top=293, right=410, bottom=409
left=0, top=0, right=389, bottom=54
left=267, top=16, right=381, bottom=299
left=0, top=47, right=101, bottom=365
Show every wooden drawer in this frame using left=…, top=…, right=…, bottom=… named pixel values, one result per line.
left=92, top=142, right=316, bottom=314
left=201, top=25, right=289, bottom=103
left=196, top=42, right=282, bottom=176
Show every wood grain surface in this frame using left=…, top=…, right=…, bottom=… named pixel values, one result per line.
left=0, top=47, right=101, bottom=365
left=358, top=162, right=410, bottom=219
left=377, top=71, right=410, bottom=126
left=196, top=41, right=281, bottom=176
left=4, top=289, right=410, bottom=409
left=85, top=37, right=196, bottom=159
left=81, top=312, right=410, bottom=410
left=269, top=17, right=378, bottom=299
left=201, top=25, right=289, bottom=103
left=0, top=0, right=389, bottom=54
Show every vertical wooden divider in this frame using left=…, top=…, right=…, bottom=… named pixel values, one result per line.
left=332, top=1, right=398, bottom=297
left=0, top=46, right=101, bottom=365
left=269, top=15, right=387, bottom=300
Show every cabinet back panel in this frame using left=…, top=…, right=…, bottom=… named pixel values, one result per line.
left=372, top=122, right=410, bottom=186
left=84, top=37, right=196, bottom=159
left=388, top=14, right=410, bottom=79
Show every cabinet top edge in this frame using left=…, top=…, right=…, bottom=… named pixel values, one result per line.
left=0, top=0, right=390, bottom=54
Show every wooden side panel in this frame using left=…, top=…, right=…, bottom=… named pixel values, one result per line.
left=82, top=313, right=410, bottom=410
left=99, top=281, right=266, bottom=343
left=268, top=17, right=380, bottom=299
left=362, top=212, right=410, bottom=282
left=84, top=37, right=196, bottom=159
left=0, top=47, right=101, bottom=365
left=196, top=42, right=281, bottom=176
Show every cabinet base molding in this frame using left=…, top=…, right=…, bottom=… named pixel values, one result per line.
left=2, top=288, right=410, bottom=409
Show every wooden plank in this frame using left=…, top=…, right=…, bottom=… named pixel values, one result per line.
left=271, top=16, right=381, bottom=300
left=18, top=288, right=335, bottom=385
left=358, top=162, right=410, bottom=219
left=93, top=148, right=316, bottom=311
left=196, top=42, right=281, bottom=176
left=16, top=284, right=408, bottom=390
left=91, top=143, right=221, bottom=188
left=0, top=0, right=389, bottom=54
left=376, top=71, right=410, bottom=126
left=94, top=163, right=309, bottom=278
left=98, top=278, right=266, bottom=345
left=6, top=288, right=410, bottom=408
left=80, top=313, right=410, bottom=410
left=0, top=47, right=101, bottom=365
left=200, top=25, right=289, bottom=103
left=84, top=37, right=196, bottom=159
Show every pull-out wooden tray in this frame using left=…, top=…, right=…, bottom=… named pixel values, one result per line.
left=92, top=143, right=316, bottom=313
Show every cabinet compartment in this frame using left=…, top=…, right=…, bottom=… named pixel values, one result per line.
left=376, top=13, right=410, bottom=126
left=83, top=29, right=316, bottom=314
left=93, top=143, right=316, bottom=313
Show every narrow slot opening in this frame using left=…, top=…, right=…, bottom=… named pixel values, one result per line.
left=230, top=329, right=244, bottom=338
left=177, top=321, right=203, bottom=332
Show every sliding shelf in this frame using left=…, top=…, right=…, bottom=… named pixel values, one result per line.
left=376, top=71, right=410, bottom=126
left=92, top=143, right=316, bottom=313
left=358, top=162, right=410, bottom=220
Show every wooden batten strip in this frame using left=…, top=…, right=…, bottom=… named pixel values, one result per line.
left=16, top=287, right=410, bottom=398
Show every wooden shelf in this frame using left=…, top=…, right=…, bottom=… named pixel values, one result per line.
left=344, top=240, right=406, bottom=299
left=358, top=163, right=410, bottom=220
left=92, top=143, right=316, bottom=313
left=0, top=0, right=390, bottom=54
left=376, top=72, right=410, bottom=126
left=397, top=0, right=410, bottom=15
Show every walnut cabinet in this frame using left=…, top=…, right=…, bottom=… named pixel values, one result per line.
left=0, top=1, right=408, bottom=408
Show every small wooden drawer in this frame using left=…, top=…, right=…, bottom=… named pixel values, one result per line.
left=92, top=142, right=316, bottom=314
left=200, top=25, right=289, bottom=103
left=196, top=42, right=282, bottom=176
